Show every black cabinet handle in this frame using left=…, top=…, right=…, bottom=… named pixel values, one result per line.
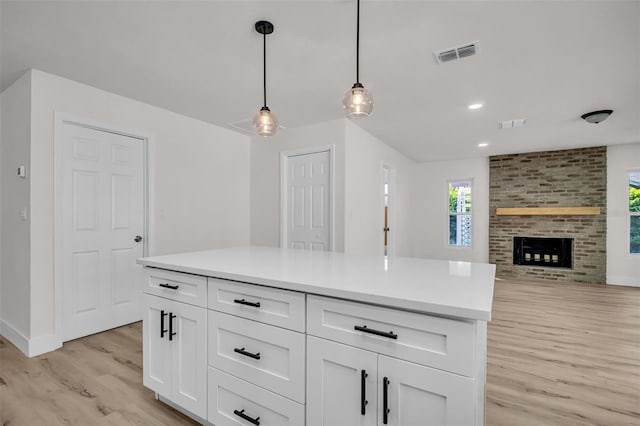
left=361, top=369, right=368, bottom=415
left=234, top=347, right=261, bottom=360
left=234, top=298, right=261, bottom=308
left=383, top=377, right=390, bottom=424
left=354, top=325, right=398, bottom=340
left=160, top=310, right=168, bottom=338
left=159, top=283, right=179, bottom=290
left=233, top=409, right=260, bottom=425
left=169, top=313, right=177, bottom=341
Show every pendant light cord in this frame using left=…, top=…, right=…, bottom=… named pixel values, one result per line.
left=263, top=32, right=267, bottom=108
left=356, top=0, right=360, bottom=84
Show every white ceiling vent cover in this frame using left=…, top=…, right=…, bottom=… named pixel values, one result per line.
left=228, top=118, right=285, bottom=135
left=434, top=41, right=479, bottom=64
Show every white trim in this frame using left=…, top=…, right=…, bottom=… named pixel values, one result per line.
left=607, top=275, right=640, bottom=287
left=53, top=112, right=154, bottom=345
left=280, top=145, right=335, bottom=251
left=0, top=319, right=61, bottom=357
left=381, top=162, right=396, bottom=256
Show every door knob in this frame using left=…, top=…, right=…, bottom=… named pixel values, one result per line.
left=134, top=235, right=143, bottom=243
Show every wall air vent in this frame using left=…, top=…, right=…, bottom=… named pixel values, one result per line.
left=434, top=41, right=479, bottom=64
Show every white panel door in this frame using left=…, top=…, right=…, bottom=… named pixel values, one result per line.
left=171, top=301, right=207, bottom=419
left=307, top=336, right=378, bottom=426
left=286, top=150, right=330, bottom=251
left=377, top=355, right=474, bottom=426
left=60, top=122, right=145, bottom=341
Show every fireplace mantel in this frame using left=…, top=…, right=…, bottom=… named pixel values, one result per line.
left=495, top=207, right=601, bottom=216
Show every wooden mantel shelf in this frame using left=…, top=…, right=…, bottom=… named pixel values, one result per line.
left=496, top=207, right=601, bottom=216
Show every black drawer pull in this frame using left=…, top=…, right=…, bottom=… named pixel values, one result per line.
left=383, top=377, right=390, bottom=424
left=234, top=298, right=261, bottom=308
left=234, top=347, right=261, bottom=360
left=169, top=313, right=177, bottom=341
left=234, top=409, right=260, bottom=425
left=159, top=283, right=179, bottom=290
left=354, top=325, right=398, bottom=340
left=361, top=369, right=368, bottom=415
left=160, top=310, right=168, bottom=338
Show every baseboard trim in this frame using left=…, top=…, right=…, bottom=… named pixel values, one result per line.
left=607, top=275, right=640, bottom=287
left=0, top=319, right=62, bottom=357
left=29, top=333, right=62, bottom=357
left=0, top=319, right=30, bottom=355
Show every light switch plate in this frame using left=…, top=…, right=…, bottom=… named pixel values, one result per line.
left=17, top=165, right=26, bottom=178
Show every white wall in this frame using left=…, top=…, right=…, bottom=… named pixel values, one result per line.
left=2, top=69, right=251, bottom=352
left=250, top=119, right=346, bottom=251
left=607, top=142, right=640, bottom=286
left=412, top=158, right=489, bottom=263
left=0, top=71, right=32, bottom=339
left=344, top=121, right=414, bottom=256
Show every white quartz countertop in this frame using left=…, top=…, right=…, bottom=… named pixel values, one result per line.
left=137, top=246, right=496, bottom=321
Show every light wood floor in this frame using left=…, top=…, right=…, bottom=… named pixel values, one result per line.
left=1, top=279, right=639, bottom=425
left=486, top=278, right=640, bottom=426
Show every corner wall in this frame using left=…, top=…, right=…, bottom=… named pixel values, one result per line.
left=0, top=70, right=32, bottom=342
left=607, top=143, right=640, bottom=286
left=2, top=69, right=251, bottom=355
left=344, top=121, right=415, bottom=257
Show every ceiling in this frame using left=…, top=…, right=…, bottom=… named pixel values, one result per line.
left=2, top=1, right=639, bottom=162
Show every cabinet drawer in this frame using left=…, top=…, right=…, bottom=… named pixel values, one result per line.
left=208, top=278, right=305, bottom=332
left=208, top=311, right=305, bottom=403
left=144, top=268, right=207, bottom=308
left=208, top=367, right=305, bottom=426
left=307, top=295, right=475, bottom=377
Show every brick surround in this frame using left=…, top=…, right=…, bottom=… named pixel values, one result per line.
left=489, top=147, right=606, bottom=284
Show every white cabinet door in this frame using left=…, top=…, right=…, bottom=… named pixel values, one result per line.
left=378, top=356, right=474, bottom=426
left=142, top=294, right=171, bottom=397
left=307, top=336, right=377, bottom=426
left=171, top=300, right=207, bottom=419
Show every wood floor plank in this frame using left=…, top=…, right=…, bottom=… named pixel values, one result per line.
left=1, top=278, right=639, bottom=425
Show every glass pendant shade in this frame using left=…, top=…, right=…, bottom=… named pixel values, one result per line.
left=343, top=83, right=374, bottom=118
left=253, top=106, right=278, bottom=137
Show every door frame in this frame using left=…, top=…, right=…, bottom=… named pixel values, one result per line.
left=279, top=145, right=335, bottom=251
left=381, top=162, right=396, bottom=256
left=53, top=112, right=155, bottom=344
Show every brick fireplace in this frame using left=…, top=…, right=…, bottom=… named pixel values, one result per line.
left=489, top=147, right=606, bottom=284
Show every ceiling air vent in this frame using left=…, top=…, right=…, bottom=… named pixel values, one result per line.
left=228, top=118, right=285, bottom=135
left=434, top=41, right=479, bottom=64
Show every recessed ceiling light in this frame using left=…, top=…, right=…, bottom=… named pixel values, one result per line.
left=468, top=103, right=483, bottom=110
left=477, top=142, right=489, bottom=147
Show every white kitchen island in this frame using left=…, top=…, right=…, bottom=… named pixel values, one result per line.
left=137, top=246, right=496, bottom=426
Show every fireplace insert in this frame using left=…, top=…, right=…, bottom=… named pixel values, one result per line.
left=513, top=237, right=572, bottom=268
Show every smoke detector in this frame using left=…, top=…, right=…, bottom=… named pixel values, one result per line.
left=434, top=41, right=479, bottom=64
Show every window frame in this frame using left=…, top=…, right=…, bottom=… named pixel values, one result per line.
left=629, top=169, right=640, bottom=255
left=447, top=178, right=473, bottom=249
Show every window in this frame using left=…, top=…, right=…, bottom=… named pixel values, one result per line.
left=630, top=171, right=640, bottom=254
left=449, top=180, right=472, bottom=247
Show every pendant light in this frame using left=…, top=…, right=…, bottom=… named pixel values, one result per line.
left=343, top=0, right=373, bottom=118
left=253, top=20, right=278, bottom=137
